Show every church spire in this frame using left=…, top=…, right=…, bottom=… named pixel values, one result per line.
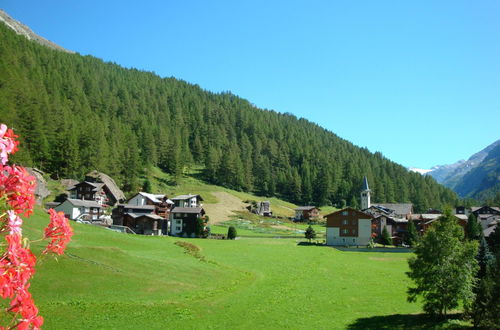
left=361, top=176, right=371, bottom=209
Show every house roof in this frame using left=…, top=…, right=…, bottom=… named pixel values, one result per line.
left=86, top=170, right=126, bottom=202
left=125, top=212, right=164, bottom=220
left=324, top=207, right=373, bottom=219
left=483, top=224, right=497, bottom=238
left=65, top=199, right=102, bottom=208
left=420, top=214, right=441, bottom=221
left=137, top=192, right=166, bottom=204
left=373, top=203, right=413, bottom=216
left=295, top=206, right=318, bottom=211
left=171, top=207, right=205, bottom=214
left=171, top=194, right=204, bottom=201
left=454, top=214, right=468, bottom=221
left=362, top=176, right=370, bottom=191
left=120, top=204, right=155, bottom=211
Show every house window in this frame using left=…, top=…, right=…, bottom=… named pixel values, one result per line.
left=342, top=229, right=349, bottom=234
left=352, top=239, right=355, bottom=243
left=351, top=220, right=356, bottom=225
left=84, top=208, right=89, bottom=213
left=342, top=219, right=348, bottom=225
left=176, top=226, right=181, bottom=231
left=176, top=220, right=181, bottom=224
left=352, top=229, right=356, bottom=234
left=342, top=211, right=348, bottom=216
left=342, top=238, right=345, bottom=243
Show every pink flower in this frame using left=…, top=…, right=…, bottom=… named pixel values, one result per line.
left=0, top=124, right=19, bottom=165
left=7, top=210, right=22, bottom=236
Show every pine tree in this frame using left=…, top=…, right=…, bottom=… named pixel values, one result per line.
left=471, top=236, right=497, bottom=328
left=380, top=226, right=392, bottom=246
left=406, top=220, right=419, bottom=247
left=466, top=213, right=482, bottom=241
left=305, top=225, right=316, bottom=243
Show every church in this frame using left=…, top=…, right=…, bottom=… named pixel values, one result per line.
left=360, top=176, right=411, bottom=244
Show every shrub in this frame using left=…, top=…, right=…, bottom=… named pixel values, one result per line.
left=227, top=226, right=237, bottom=240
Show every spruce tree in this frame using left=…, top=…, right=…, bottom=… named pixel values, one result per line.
left=227, top=226, right=237, bottom=240
left=380, top=226, right=392, bottom=246
left=466, top=213, right=482, bottom=241
left=305, top=225, right=316, bottom=243
left=406, top=220, right=419, bottom=247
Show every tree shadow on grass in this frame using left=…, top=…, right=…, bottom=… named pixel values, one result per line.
left=347, top=313, right=469, bottom=330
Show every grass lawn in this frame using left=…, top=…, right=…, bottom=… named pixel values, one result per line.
left=16, top=208, right=470, bottom=329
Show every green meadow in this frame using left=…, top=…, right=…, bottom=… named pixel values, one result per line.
left=13, top=208, right=469, bottom=329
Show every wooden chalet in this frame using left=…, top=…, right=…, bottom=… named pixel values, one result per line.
left=170, top=207, right=206, bottom=237
left=294, top=206, right=320, bottom=222
left=324, top=207, right=374, bottom=246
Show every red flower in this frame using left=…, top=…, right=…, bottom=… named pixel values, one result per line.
left=9, top=285, right=43, bottom=330
left=0, top=165, right=36, bottom=217
left=0, top=124, right=19, bottom=165
left=43, top=209, right=74, bottom=255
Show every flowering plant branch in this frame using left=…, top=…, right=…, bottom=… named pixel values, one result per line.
left=0, top=124, right=73, bottom=329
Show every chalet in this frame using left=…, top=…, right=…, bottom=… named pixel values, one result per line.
left=360, top=176, right=414, bottom=243
left=111, top=192, right=173, bottom=235
left=170, top=207, right=206, bottom=237
left=256, top=201, right=272, bottom=217
left=294, top=206, right=320, bottom=222
left=127, top=192, right=174, bottom=218
left=54, top=199, right=103, bottom=221
left=171, top=194, right=203, bottom=208
left=324, top=207, right=374, bottom=246
left=116, top=204, right=166, bottom=235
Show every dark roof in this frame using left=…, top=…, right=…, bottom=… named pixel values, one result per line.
left=171, top=207, right=205, bottom=214
left=324, top=207, right=373, bottom=219
left=362, top=176, right=370, bottom=191
left=120, top=204, right=155, bottom=210
left=373, top=203, right=413, bottom=216
left=171, top=194, right=204, bottom=201
left=483, top=224, right=497, bottom=238
left=125, top=212, right=164, bottom=220
left=86, top=171, right=126, bottom=202
left=65, top=199, right=102, bottom=208
left=295, top=206, right=318, bottom=211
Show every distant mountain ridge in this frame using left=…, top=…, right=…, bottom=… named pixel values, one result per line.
left=423, top=140, right=500, bottom=200
left=0, top=9, right=73, bottom=53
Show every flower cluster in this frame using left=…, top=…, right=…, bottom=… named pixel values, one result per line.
left=0, top=123, right=73, bottom=329
left=44, top=209, right=74, bottom=255
left=0, top=124, right=19, bottom=165
left=0, top=165, right=36, bottom=217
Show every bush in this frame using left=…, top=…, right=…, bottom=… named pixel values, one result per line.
left=227, top=226, right=237, bottom=240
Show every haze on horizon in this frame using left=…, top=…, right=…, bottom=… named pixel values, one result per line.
left=2, top=0, right=499, bottom=169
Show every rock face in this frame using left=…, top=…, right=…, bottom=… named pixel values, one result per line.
left=25, top=168, right=51, bottom=205
left=0, top=9, right=73, bottom=53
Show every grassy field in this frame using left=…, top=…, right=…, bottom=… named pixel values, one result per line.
left=12, top=208, right=469, bottom=329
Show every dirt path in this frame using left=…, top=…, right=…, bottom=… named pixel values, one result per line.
left=203, top=192, right=248, bottom=225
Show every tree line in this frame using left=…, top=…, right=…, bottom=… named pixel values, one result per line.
left=0, top=23, right=458, bottom=211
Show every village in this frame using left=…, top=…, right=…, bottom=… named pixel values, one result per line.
left=43, top=171, right=499, bottom=246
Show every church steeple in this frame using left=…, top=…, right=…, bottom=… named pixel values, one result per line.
left=361, top=176, right=371, bottom=210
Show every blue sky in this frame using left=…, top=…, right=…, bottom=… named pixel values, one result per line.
left=3, top=0, right=499, bottom=168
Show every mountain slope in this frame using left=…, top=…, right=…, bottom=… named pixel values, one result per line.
left=453, top=144, right=500, bottom=199
left=427, top=140, right=500, bottom=199
left=0, top=17, right=457, bottom=212
left=0, top=9, right=73, bottom=53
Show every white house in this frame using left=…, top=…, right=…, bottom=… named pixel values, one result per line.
left=324, top=207, right=374, bottom=246
left=54, top=199, right=103, bottom=221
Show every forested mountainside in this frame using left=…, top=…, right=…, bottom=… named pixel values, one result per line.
left=427, top=140, right=500, bottom=201
left=453, top=144, right=500, bottom=201
left=0, top=22, right=457, bottom=211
